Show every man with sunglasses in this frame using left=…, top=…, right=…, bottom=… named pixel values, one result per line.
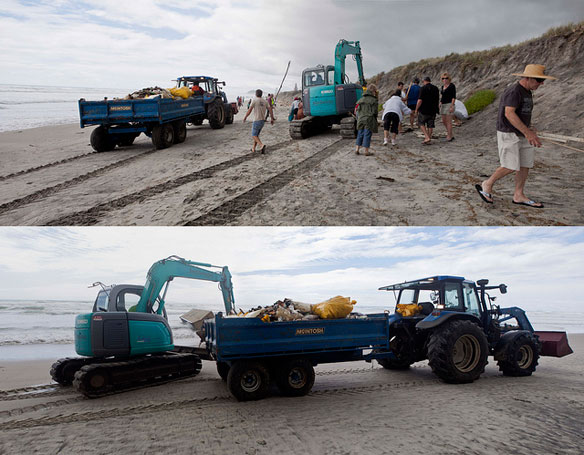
left=476, top=64, right=556, bottom=208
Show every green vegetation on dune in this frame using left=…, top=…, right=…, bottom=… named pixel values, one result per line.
left=464, top=90, right=496, bottom=115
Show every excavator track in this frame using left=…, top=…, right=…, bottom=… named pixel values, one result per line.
left=71, top=352, right=202, bottom=398
left=339, top=116, right=357, bottom=139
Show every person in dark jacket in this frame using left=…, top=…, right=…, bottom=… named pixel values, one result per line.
left=415, top=77, right=440, bottom=145
left=355, top=84, right=379, bottom=156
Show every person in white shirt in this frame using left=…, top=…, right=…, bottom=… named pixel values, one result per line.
left=381, top=90, right=412, bottom=146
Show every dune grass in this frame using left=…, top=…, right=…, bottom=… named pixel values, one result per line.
left=464, top=89, right=496, bottom=115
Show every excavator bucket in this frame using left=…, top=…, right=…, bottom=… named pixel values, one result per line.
left=534, top=331, right=573, bottom=357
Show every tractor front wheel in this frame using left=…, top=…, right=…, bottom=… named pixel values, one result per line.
left=495, top=332, right=540, bottom=376
left=427, top=320, right=488, bottom=383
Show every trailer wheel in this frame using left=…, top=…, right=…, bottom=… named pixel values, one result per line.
left=207, top=98, right=225, bottom=129
left=217, top=362, right=230, bottom=381
left=173, top=121, right=187, bottom=144
left=90, top=125, right=116, bottom=152
left=427, top=320, right=488, bottom=383
left=225, top=104, right=234, bottom=125
left=151, top=124, right=174, bottom=149
left=118, top=133, right=139, bottom=147
left=495, top=332, right=540, bottom=377
left=227, top=360, right=270, bottom=401
left=275, top=359, right=315, bottom=397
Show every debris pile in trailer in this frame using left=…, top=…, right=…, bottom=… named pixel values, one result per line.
left=237, top=295, right=359, bottom=322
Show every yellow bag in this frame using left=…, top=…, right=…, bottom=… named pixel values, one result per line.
left=169, top=87, right=192, bottom=99
left=396, top=303, right=421, bottom=317
left=311, top=296, right=356, bottom=319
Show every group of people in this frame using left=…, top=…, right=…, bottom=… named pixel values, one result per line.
left=242, top=62, right=553, bottom=209
left=236, top=96, right=245, bottom=108
left=355, top=64, right=554, bottom=209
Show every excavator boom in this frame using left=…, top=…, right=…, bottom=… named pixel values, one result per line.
left=334, top=39, right=365, bottom=86
left=136, top=255, right=235, bottom=314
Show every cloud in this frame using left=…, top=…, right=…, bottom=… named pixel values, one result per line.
left=0, top=227, right=583, bottom=315
left=1, top=0, right=582, bottom=99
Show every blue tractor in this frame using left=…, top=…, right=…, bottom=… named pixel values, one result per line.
left=175, top=76, right=236, bottom=127
left=50, top=256, right=236, bottom=397
left=290, top=39, right=366, bottom=140
left=378, top=276, right=572, bottom=383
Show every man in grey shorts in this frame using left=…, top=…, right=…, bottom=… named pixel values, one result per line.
left=475, top=64, right=556, bottom=208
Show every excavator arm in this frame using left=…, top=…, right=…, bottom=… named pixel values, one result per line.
left=334, top=39, right=365, bottom=86
left=135, top=255, right=235, bottom=315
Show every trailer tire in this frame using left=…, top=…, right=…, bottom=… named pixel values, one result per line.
left=207, top=98, right=225, bottom=129
left=275, top=359, right=315, bottom=397
left=495, top=332, right=540, bottom=377
left=217, top=362, right=230, bottom=381
left=225, top=104, right=234, bottom=125
left=173, top=121, right=187, bottom=144
left=90, top=125, right=116, bottom=152
left=227, top=360, right=270, bottom=401
left=427, top=320, right=488, bottom=384
left=118, top=133, right=139, bottom=147
left=151, top=124, right=174, bottom=149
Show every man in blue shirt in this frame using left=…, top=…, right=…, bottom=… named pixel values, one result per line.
left=406, top=78, right=420, bottom=129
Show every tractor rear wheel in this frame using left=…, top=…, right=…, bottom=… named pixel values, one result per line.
left=495, top=332, right=540, bottom=376
left=427, top=320, right=488, bottom=383
left=90, top=125, right=116, bottom=152
left=227, top=360, right=270, bottom=401
left=207, top=98, right=226, bottom=129
left=275, top=359, right=315, bottom=397
left=151, top=124, right=174, bottom=149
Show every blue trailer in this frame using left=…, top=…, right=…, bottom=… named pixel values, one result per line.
left=78, top=76, right=234, bottom=152
left=205, top=276, right=573, bottom=401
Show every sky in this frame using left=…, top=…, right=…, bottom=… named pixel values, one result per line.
left=0, top=226, right=583, bottom=314
left=1, top=0, right=583, bottom=99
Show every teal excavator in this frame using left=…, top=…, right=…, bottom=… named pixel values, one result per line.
left=50, top=256, right=235, bottom=397
left=290, top=39, right=366, bottom=139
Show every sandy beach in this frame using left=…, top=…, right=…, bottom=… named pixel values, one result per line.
left=1, top=100, right=583, bottom=227
left=0, top=334, right=581, bottom=454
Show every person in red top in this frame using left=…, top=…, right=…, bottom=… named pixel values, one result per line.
left=191, top=83, right=204, bottom=96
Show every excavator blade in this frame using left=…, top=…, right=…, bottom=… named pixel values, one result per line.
left=534, top=331, right=574, bottom=357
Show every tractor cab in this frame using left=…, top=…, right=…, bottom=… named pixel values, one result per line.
left=380, top=276, right=485, bottom=321
left=175, top=76, right=227, bottom=101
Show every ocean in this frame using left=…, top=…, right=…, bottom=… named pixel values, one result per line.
left=0, top=84, right=130, bottom=133
left=0, top=299, right=582, bottom=362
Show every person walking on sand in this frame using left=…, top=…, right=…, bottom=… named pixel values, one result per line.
left=382, top=89, right=411, bottom=146
left=475, top=64, right=556, bottom=208
left=354, top=84, right=379, bottom=156
left=415, top=77, right=440, bottom=145
left=440, top=72, right=456, bottom=141
left=243, top=89, right=275, bottom=154
left=405, top=78, right=421, bottom=129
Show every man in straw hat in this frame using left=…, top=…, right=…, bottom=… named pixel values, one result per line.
left=475, top=64, right=556, bottom=208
